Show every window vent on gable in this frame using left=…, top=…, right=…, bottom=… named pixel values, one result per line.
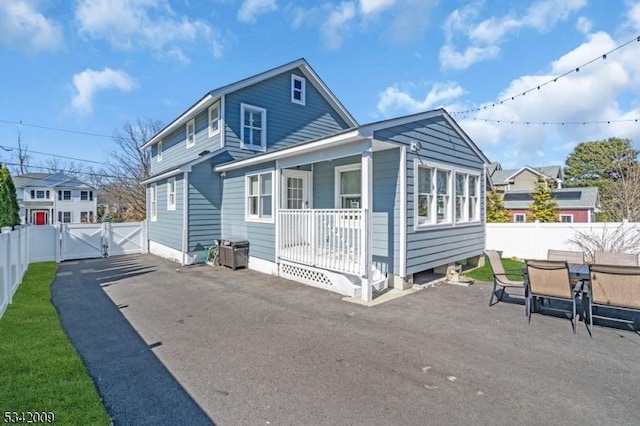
left=291, top=75, right=306, bottom=106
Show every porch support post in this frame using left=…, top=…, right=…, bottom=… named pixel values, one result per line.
left=361, top=143, right=373, bottom=302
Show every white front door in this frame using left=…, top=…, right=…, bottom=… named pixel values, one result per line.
left=281, top=170, right=312, bottom=209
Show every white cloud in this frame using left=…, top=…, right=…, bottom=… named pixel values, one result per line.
left=321, top=2, right=356, bottom=50
left=70, top=68, right=136, bottom=114
left=576, top=16, right=592, bottom=34
left=440, top=0, right=587, bottom=70
left=455, top=31, right=639, bottom=168
left=75, top=0, right=221, bottom=59
left=0, top=0, right=63, bottom=53
left=359, top=0, right=395, bottom=15
left=237, top=0, right=277, bottom=24
left=377, top=82, right=465, bottom=116
left=624, top=1, right=640, bottom=31
left=439, top=44, right=500, bottom=70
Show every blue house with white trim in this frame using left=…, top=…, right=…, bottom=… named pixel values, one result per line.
left=141, top=59, right=489, bottom=301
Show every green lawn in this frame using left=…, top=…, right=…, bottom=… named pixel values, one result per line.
left=0, top=262, right=110, bottom=425
left=464, top=256, right=525, bottom=282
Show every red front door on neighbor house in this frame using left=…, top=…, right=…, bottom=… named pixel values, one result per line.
left=35, top=211, right=46, bottom=225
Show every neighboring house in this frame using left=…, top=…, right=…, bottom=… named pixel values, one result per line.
left=488, top=162, right=599, bottom=223
left=141, top=58, right=490, bottom=301
left=13, top=172, right=98, bottom=225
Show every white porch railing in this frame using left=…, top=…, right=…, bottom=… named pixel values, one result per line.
left=278, top=209, right=365, bottom=276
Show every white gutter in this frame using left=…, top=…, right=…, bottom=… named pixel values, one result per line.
left=139, top=167, right=183, bottom=185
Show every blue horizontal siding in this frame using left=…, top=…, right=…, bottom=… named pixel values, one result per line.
left=147, top=175, right=184, bottom=251
left=187, top=161, right=222, bottom=252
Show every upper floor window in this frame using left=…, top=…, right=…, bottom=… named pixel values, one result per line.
left=209, top=101, right=220, bottom=137
left=157, top=140, right=163, bottom=162
left=335, top=164, right=361, bottom=209
left=31, top=190, right=50, bottom=200
left=246, top=171, right=273, bottom=222
left=291, top=75, right=306, bottom=105
left=58, top=190, right=71, bottom=201
left=186, top=118, right=195, bottom=148
left=415, top=161, right=480, bottom=228
left=80, top=190, right=93, bottom=201
left=150, top=184, right=157, bottom=221
left=167, top=178, right=176, bottom=211
left=240, top=104, right=267, bottom=151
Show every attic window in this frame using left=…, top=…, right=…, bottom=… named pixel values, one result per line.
left=186, top=119, right=195, bottom=148
left=291, top=75, right=305, bottom=105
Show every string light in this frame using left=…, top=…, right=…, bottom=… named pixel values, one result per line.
left=451, top=34, right=640, bottom=116
left=458, top=116, right=640, bottom=126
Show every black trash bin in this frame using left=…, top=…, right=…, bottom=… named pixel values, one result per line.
left=218, top=239, right=249, bottom=270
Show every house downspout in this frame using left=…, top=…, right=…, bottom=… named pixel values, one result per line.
left=399, top=145, right=407, bottom=280
left=181, top=171, right=189, bottom=265
left=361, top=142, right=373, bottom=302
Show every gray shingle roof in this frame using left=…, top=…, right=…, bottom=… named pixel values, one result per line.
left=491, top=164, right=562, bottom=185
left=13, top=172, right=95, bottom=190
left=503, top=187, right=599, bottom=209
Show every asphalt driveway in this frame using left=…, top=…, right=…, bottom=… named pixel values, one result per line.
left=56, top=254, right=640, bottom=425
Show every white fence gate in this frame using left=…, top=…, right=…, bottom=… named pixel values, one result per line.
left=1, top=222, right=148, bottom=320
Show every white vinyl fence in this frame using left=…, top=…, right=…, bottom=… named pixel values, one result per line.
left=1, top=221, right=147, bottom=319
left=486, top=221, right=640, bottom=260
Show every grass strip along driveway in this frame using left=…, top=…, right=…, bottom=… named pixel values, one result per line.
left=0, top=262, right=110, bottom=425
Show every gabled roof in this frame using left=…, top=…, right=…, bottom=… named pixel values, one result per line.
left=502, top=187, right=599, bottom=209
left=141, top=58, right=357, bottom=149
left=13, top=172, right=95, bottom=190
left=215, top=108, right=490, bottom=172
left=491, top=164, right=563, bottom=185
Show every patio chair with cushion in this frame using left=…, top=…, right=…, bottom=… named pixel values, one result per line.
left=593, top=251, right=639, bottom=266
left=525, top=259, right=579, bottom=333
left=547, top=249, right=585, bottom=264
left=485, top=249, right=525, bottom=307
left=587, top=264, right=640, bottom=335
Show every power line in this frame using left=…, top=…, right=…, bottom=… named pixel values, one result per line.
left=450, top=34, right=640, bottom=116
left=0, top=144, right=108, bottom=166
left=0, top=119, right=113, bottom=139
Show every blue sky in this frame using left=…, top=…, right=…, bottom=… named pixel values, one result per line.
left=0, top=0, right=639, bottom=173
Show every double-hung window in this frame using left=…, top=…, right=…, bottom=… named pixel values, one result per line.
left=291, top=75, right=306, bottom=105
left=240, top=104, right=266, bottom=151
left=335, top=165, right=361, bottom=209
left=33, top=190, right=49, bottom=200
left=167, top=178, right=176, bottom=211
left=150, top=184, right=157, bottom=221
left=157, top=140, right=163, bottom=162
left=416, top=161, right=480, bottom=227
left=58, top=190, right=71, bottom=201
left=186, top=119, right=195, bottom=148
left=58, top=211, right=71, bottom=223
left=246, top=172, right=273, bottom=221
left=208, top=102, right=220, bottom=137
left=514, top=213, right=526, bottom=223
left=81, top=191, right=89, bottom=201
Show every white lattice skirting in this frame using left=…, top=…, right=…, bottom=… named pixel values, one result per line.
left=279, top=261, right=360, bottom=297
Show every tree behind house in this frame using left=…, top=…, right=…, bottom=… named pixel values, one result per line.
left=486, top=190, right=510, bottom=222
left=528, top=181, right=558, bottom=222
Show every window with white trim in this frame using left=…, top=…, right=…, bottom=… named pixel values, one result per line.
left=291, top=75, right=306, bottom=105
left=167, top=178, right=176, bottom=211
left=240, top=104, right=266, bottom=151
left=80, top=191, right=89, bottom=201
left=560, top=214, right=573, bottom=223
left=157, top=140, right=163, bottom=162
left=186, top=118, right=195, bottom=148
left=416, top=162, right=480, bottom=227
left=150, top=184, right=157, bottom=221
left=32, top=190, right=49, bottom=200
left=58, top=211, right=71, bottom=223
left=246, top=171, right=273, bottom=221
left=335, top=164, right=361, bottom=209
left=58, top=190, right=71, bottom=201
left=80, top=211, right=91, bottom=223
left=208, top=102, right=220, bottom=137
left=514, top=213, right=526, bottom=223
left=468, top=175, right=479, bottom=221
